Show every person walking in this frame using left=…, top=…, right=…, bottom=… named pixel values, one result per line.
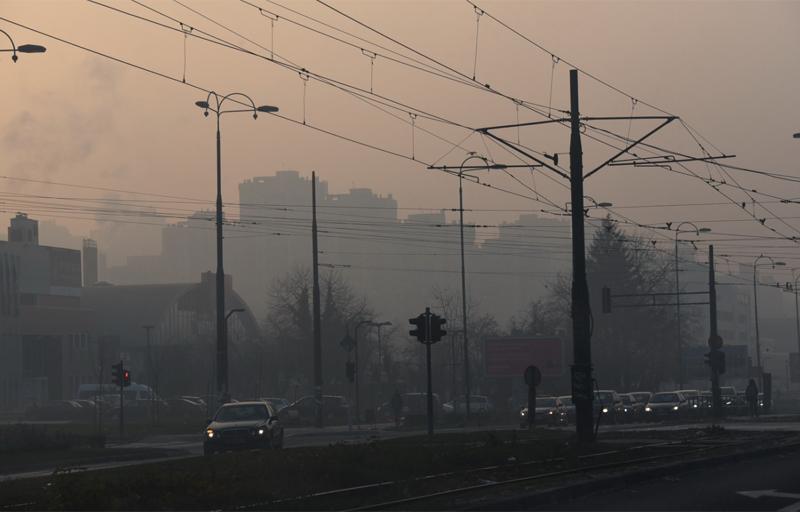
left=390, top=389, right=403, bottom=427
left=745, top=379, right=759, bottom=418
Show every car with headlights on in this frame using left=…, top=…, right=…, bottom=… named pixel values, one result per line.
left=594, top=390, right=624, bottom=424
left=643, top=391, right=688, bottom=421
left=519, top=396, right=566, bottom=427
left=557, top=395, right=576, bottom=423
left=619, top=393, right=646, bottom=422
left=204, top=401, right=283, bottom=456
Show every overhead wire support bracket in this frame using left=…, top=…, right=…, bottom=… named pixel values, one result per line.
left=608, top=154, right=737, bottom=167
left=583, top=116, right=677, bottom=179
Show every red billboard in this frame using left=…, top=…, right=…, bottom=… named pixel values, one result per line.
left=484, top=337, right=563, bottom=378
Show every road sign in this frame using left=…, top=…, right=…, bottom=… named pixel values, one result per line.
left=708, top=334, right=723, bottom=350
left=524, top=365, right=541, bottom=387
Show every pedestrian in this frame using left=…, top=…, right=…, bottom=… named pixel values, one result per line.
left=390, top=389, right=403, bottom=427
left=745, top=379, right=759, bottom=418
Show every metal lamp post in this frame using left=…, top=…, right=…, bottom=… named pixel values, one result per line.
left=673, top=222, right=711, bottom=389
left=788, top=270, right=800, bottom=356
left=195, top=93, right=277, bottom=406
left=753, top=254, right=785, bottom=386
left=353, top=319, right=374, bottom=423
left=0, top=29, right=45, bottom=62
left=457, top=153, right=506, bottom=421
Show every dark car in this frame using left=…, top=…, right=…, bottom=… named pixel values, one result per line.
left=519, top=396, right=566, bottom=427
left=644, top=391, right=688, bottom=420
left=204, top=401, right=283, bottom=456
left=594, top=390, right=624, bottom=424
left=619, top=393, right=645, bottom=422
left=278, top=395, right=351, bottom=426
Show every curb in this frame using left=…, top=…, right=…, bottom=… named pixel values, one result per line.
left=470, top=438, right=800, bottom=510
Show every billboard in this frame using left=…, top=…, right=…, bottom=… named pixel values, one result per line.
left=484, top=337, right=563, bottom=378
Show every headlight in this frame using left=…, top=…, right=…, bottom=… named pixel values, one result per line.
left=645, top=406, right=651, bottom=412
left=257, top=428, right=265, bottom=435
left=520, top=409, right=527, bottom=416
left=548, top=410, right=554, bottom=415
left=206, top=428, right=215, bottom=439
left=602, top=407, right=608, bottom=413
left=692, top=404, right=698, bottom=408
left=672, top=405, right=679, bottom=411
left=726, top=400, right=733, bottom=405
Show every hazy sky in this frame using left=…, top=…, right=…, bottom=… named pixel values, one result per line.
left=2, top=0, right=799, bottom=275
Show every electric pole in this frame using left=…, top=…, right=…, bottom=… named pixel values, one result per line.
left=569, top=69, right=595, bottom=444
left=312, top=171, right=323, bottom=428
left=708, top=245, right=722, bottom=420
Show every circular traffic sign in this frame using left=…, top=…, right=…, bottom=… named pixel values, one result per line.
left=708, top=334, right=723, bottom=350
left=524, top=365, right=542, bottom=387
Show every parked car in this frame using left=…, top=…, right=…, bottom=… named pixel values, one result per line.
left=442, top=395, right=493, bottom=417
left=594, top=390, right=624, bottom=424
left=25, top=400, right=86, bottom=421
left=278, top=395, right=350, bottom=426
left=403, top=392, right=442, bottom=426
left=259, top=397, right=290, bottom=412
left=720, top=386, right=738, bottom=409
left=519, top=396, right=566, bottom=427
left=204, top=401, right=283, bottom=455
left=644, top=391, right=688, bottom=420
left=557, top=395, right=576, bottom=423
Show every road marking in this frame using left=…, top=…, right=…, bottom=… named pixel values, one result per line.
left=738, top=489, right=800, bottom=512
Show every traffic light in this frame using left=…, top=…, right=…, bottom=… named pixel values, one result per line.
left=345, top=361, right=355, bottom=383
left=122, top=369, right=131, bottom=387
left=409, top=314, right=427, bottom=342
left=430, top=314, right=447, bottom=342
left=111, top=362, right=123, bottom=387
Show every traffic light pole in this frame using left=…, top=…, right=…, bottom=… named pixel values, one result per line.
left=569, top=69, right=594, bottom=444
left=425, top=307, right=434, bottom=437
left=118, top=359, right=124, bottom=440
left=709, top=245, right=722, bottom=420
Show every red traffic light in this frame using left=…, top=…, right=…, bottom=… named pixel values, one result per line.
left=122, top=370, right=131, bottom=387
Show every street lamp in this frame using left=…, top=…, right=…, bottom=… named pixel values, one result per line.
left=371, top=321, right=392, bottom=377
left=785, top=270, right=800, bottom=357
left=352, top=319, right=374, bottom=423
left=457, top=153, right=506, bottom=422
left=753, top=254, right=785, bottom=387
left=673, top=222, right=711, bottom=389
left=0, top=29, right=46, bottom=63
left=195, top=92, right=278, bottom=408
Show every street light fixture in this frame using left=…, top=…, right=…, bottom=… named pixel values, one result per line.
left=195, top=91, right=278, bottom=407
left=456, top=153, right=506, bottom=422
left=785, top=270, right=800, bottom=358
left=673, top=222, right=711, bottom=389
left=0, top=29, right=46, bottom=62
left=753, top=255, right=785, bottom=387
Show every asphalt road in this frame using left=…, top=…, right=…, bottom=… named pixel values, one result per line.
left=539, top=445, right=800, bottom=511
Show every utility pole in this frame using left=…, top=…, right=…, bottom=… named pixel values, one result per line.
left=143, top=325, right=155, bottom=426
left=708, top=245, right=722, bottom=420
left=312, top=171, right=323, bottom=428
left=569, top=69, right=594, bottom=444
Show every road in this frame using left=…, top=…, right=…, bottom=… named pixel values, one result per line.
left=541, top=444, right=800, bottom=511
left=3, top=416, right=799, bottom=482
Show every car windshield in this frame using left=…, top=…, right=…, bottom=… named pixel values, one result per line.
left=536, top=398, right=556, bottom=407
left=559, top=397, right=573, bottom=406
left=215, top=404, right=269, bottom=422
left=596, top=392, right=615, bottom=403
left=652, top=393, right=679, bottom=403
left=720, top=387, right=736, bottom=395
left=621, top=395, right=633, bottom=405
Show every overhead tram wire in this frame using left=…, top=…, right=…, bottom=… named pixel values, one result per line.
left=4, top=13, right=786, bottom=273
